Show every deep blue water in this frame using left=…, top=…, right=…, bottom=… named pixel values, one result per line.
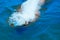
left=0, top=0, right=60, bottom=40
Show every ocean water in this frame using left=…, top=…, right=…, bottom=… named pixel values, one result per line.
left=0, top=0, right=60, bottom=40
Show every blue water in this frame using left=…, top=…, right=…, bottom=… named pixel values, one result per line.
left=0, top=0, right=60, bottom=40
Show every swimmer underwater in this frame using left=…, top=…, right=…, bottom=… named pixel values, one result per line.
left=8, top=0, right=45, bottom=27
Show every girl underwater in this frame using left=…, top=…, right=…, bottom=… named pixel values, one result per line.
left=8, top=0, right=45, bottom=27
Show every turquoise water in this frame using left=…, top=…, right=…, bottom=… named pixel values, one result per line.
left=0, top=0, right=60, bottom=40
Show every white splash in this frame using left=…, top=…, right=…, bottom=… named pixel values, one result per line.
left=8, top=0, right=45, bottom=27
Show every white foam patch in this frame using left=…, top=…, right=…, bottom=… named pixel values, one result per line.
left=9, top=12, right=25, bottom=26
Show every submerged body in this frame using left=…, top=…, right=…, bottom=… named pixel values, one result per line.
left=8, top=0, right=45, bottom=27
